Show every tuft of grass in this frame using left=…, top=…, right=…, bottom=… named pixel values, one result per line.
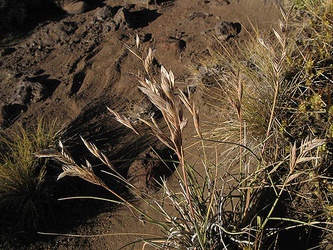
left=192, top=9, right=293, bottom=152
left=36, top=1, right=333, bottom=249
left=0, top=118, right=63, bottom=229
left=190, top=0, right=333, bottom=247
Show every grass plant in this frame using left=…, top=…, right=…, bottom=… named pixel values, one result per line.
left=190, top=0, right=333, bottom=247
left=0, top=118, right=63, bottom=229
left=36, top=0, right=333, bottom=249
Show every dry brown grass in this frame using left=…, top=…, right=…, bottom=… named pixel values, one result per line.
left=35, top=1, right=333, bottom=248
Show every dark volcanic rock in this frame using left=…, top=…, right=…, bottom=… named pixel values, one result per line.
left=215, top=21, right=241, bottom=41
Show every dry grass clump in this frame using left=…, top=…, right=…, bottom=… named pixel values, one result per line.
left=192, top=10, right=292, bottom=152
left=36, top=39, right=211, bottom=248
left=35, top=1, right=333, bottom=249
left=188, top=0, right=333, bottom=248
left=37, top=41, right=329, bottom=249
left=0, top=118, right=63, bottom=229
left=193, top=0, right=332, bottom=146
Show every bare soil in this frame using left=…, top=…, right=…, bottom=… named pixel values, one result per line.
left=0, top=0, right=280, bottom=249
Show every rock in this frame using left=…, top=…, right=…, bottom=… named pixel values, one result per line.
left=113, top=7, right=131, bottom=30
left=1, top=75, right=61, bottom=127
left=214, top=21, right=241, bottom=41
left=158, top=36, right=186, bottom=55
left=1, top=79, right=37, bottom=127
left=61, top=21, right=78, bottom=35
left=103, top=21, right=117, bottom=33
left=46, top=21, right=78, bottom=43
left=9, top=80, right=32, bottom=106
left=205, top=0, right=230, bottom=6
left=62, top=0, right=88, bottom=15
left=140, top=33, right=152, bottom=43
left=0, top=0, right=86, bottom=36
left=6, top=75, right=60, bottom=106
left=136, top=0, right=151, bottom=5
left=9, top=79, right=48, bottom=105
left=95, top=5, right=115, bottom=21
left=108, top=0, right=151, bottom=7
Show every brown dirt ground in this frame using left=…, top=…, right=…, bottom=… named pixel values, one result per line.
left=0, top=0, right=280, bottom=249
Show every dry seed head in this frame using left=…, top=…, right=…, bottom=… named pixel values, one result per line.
left=192, top=102, right=201, bottom=137
left=34, top=148, right=62, bottom=159
left=289, top=142, right=297, bottom=172
left=299, top=137, right=325, bottom=155
left=169, top=70, right=175, bottom=87
left=138, top=78, right=153, bottom=92
left=237, top=75, right=243, bottom=101
left=161, top=78, right=173, bottom=101
left=35, top=142, right=75, bottom=167
left=57, top=162, right=107, bottom=188
left=144, top=48, right=154, bottom=74
left=279, top=19, right=286, bottom=33
left=139, top=118, right=175, bottom=151
left=286, top=137, right=324, bottom=173
left=59, top=141, right=76, bottom=165
left=135, top=34, right=140, bottom=49
left=54, top=142, right=103, bottom=186
left=165, top=102, right=177, bottom=124
left=161, top=66, right=175, bottom=89
left=160, top=67, right=176, bottom=102
left=107, top=107, right=140, bottom=136
left=178, top=90, right=192, bottom=114
left=285, top=172, right=302, bottom=184
left=138, top=86, right=166, bottom=113
left=273, top=28, right=284, bottom=47
left=177, top=103, right=184, bottom=123
left=180, top=117, right=188, bottom=131
left=171, top=130, right=182, bottom=154
left=57, top=165, right=79, bottom=180
left=80, top=136, right=116, bottom=172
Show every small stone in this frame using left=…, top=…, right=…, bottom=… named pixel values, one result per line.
left=95, top=5, right=114, bottom=21
left=206, top=0, right=230, bottom=6
left=103, top=21, right=117, bottom=32
left=215, top=21, right=241, bottom=41
left=62, top=1, right=89, bottom=15
left=113, top=7, right=131, bottom=30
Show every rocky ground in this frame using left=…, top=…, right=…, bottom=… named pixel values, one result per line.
left=0, top=0, right=280, bottom=249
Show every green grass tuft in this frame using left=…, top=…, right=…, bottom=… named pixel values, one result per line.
left=0, top=118, right=63, bottom=229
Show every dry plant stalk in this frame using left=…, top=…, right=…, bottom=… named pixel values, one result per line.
left=108, top=42, right=201, bottom=219
left=107, top=108, right=140, bottom=136
left=35, top=140, right=135, bottom=211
